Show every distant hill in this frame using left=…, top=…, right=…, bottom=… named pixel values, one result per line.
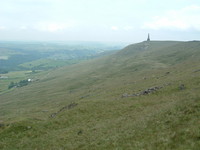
left=0, top=41, right=200, bottom=149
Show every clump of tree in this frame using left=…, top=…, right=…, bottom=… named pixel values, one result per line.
left=8, top=82, right=16, bottom=89
left=0, top=69, right=8, bottom=74
left=8, top=79, right=29, bottom=89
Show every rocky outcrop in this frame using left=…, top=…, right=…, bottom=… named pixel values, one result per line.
left=0, top=120, right=4, bottom=128
left=50, top=102, right=78, bottom=118
left=193, top=69, right=200, bottom=73
left=0, top=123, right=4, bottom=128
left=179, top=84, right=185, bottom=90
left=122, top=86, right=163, bottom=98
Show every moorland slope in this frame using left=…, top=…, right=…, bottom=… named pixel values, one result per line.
left=0, top=41, right=200, bottom=149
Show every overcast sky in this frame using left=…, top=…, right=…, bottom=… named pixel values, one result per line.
left=0, top=0, right=200, bottom=42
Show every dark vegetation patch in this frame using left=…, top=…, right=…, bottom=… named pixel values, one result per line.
left=0, top=69, right=8, bottom=74
left=8, top=79, right=30, bottom=89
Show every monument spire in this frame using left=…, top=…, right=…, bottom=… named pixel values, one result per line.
left=147, top=33, right=150, bottom=41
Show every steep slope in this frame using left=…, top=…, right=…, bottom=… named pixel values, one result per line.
left=0, top=41, right=200, bottom=149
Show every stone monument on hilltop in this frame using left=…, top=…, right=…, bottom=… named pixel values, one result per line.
left=147, top=33, right=150, bottom=41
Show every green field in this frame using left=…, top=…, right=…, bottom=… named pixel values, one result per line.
left=19, top=58, right=85, bottom=70
left=0, top=70, right=52, bottom=94
left=0, top=41, right=200, bottom=149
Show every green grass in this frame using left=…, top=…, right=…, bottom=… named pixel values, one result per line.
left=19, top=58, right=85, bottom=70
left=0, top=41, right=200, bottom=149
left=0, top=71, right=30, bottom=93
left=0, top=70, right=51, bottom=94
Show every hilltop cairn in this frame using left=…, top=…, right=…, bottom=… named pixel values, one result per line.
left=147, top=33, right=150, bottom=41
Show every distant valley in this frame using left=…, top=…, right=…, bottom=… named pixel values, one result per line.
left=0, top=41, right=126, bottom=72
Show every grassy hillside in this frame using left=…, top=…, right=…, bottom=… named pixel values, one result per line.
left=0, top=41, right=200, bottom=149
left=0, top=41, right=122, bottom=94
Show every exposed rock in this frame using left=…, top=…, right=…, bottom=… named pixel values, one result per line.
left=122, top=93, right=129, bottom=98
left=140, top=86, right=162, bottom=95
left=0, top=123, right=5, bottom=128
left=50, top=102, right=78, bottom=118
left=165, top=72, right=170, bottom=75
left=0, top=120, right=4, bottom=128
left=179, top=84, right=185, bottom=90
left=50, top=113, right=57, bottom=118
left=77, top=130, right=83, bottom=135
left=193, top=69, right=200, bottom=73
left=122, top=86, right=164, bottom=98
left=58, top=102, right=78, bottom=113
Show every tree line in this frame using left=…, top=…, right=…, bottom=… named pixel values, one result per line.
left=8, top=79, right=30, bottom=89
